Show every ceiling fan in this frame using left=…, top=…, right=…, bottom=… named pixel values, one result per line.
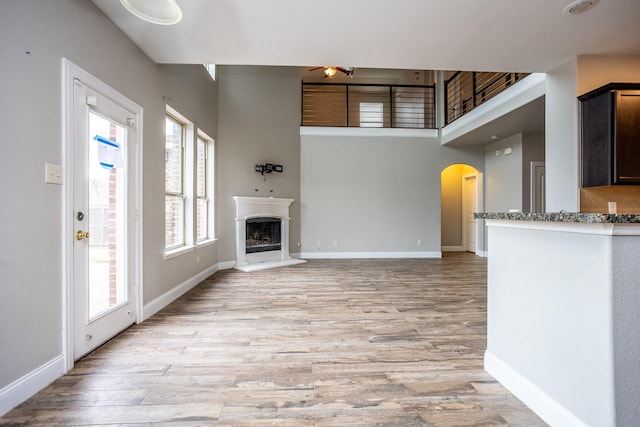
left=309, top=66, right=355, bottom=78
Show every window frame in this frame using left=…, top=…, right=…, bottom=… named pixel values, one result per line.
left=196, top=130, right=215, bottom=244
left=164, top=111, right=186, bottom=251
left=164, top=105, right=215, bottom=259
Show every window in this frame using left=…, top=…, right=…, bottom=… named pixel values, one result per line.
left=196, top=132, right=214, bottom=242
left=165, top=113, right=185, bottom=249
left=203, top=64, right=216, bottom=81
left=165, top=106, right=215, bottom=255
left=359, top=102, right=384, bottom=127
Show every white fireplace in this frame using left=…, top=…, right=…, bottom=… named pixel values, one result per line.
left=233, top=196, right=306, bottom=272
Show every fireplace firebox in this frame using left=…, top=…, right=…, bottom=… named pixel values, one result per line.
left=246, top=217, right=281, bottom=254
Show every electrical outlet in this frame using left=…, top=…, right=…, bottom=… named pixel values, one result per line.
left=333, top=240, right=338, bottom=247
left=417, top=239, right=422, bottom=246
left=196, top=255, right=200, bottom=264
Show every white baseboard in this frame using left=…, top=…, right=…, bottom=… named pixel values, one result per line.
left=484, top=350, right=588, bottom=427
left=234, top=258, right=306, bottom=272
left=143, top=263, right=219, bottom=320
left=299, top=251, right=441, bottom=259
left=441, top=246, right=464, bottom=252
left=217, top=260, right=236, bottom=270
left=0, top=355, right=65, bottom=417
left=476, top=250, right=488, bottom=258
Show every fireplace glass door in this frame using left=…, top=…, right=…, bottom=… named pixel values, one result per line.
left=246, top=217, right=281, bottom=253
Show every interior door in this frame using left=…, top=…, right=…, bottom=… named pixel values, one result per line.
left=531, top=161, right=546, bottom=213
left=462, top=174, right=477, bottom=253
left=73, top=80, right=137, bottom=359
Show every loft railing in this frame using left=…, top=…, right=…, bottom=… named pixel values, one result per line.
left=444, top=71, right=529, bottom=125
left=302, top=82, right=436, bottom=129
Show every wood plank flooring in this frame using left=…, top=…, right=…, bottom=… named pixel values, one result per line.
left=1, top=253, right=546, bottom=426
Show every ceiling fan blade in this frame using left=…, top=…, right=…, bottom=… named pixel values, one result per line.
left=308, top=67, right=324, bottom=72
left=336, top=67, right=355, bottom=76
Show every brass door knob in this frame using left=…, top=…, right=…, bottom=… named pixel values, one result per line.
left=75, top=230, right=90, bottom=241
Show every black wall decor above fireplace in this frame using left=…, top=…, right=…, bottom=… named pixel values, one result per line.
left=246, top=217, right=282, bottom=253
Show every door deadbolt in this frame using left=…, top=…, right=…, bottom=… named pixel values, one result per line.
left=77, top=211, right=85, bottom=221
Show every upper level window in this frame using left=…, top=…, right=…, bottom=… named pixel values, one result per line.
left=203, top=64, right=216, bottom=81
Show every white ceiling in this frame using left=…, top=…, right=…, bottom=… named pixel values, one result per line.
left=91, top=0, right=638, bottom=145
left=92, top=0, right=640, bottom=72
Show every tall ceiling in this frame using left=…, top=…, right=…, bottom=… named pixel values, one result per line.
left=92, top=0, right=640, bottom=73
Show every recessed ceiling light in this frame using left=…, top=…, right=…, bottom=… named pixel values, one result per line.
left=490, top=135, right=499, bottom=140
left=563, top=0, right=599, bottom=16
left=120, top=0, right=183, bottom=25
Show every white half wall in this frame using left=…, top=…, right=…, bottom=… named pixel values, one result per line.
left=485, top=220, right=640, bottom=426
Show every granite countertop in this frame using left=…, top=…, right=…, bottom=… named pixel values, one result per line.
left=474, top=212, right=640, bottom=224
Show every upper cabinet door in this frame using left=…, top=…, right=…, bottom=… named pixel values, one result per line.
left=579, top=84, right=640, bottom=187
left=614, top=91, right=640, bottom=184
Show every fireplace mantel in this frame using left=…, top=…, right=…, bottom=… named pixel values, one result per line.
left=233, top=196, right=305, bottom=272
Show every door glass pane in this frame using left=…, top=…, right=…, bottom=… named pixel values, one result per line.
left=88, top=112, right=127, bottom=319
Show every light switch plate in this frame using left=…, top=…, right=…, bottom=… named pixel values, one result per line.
left=45, top=163, right=62, bottom=185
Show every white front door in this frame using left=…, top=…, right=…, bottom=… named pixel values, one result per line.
left=72, top=78, right=138, bottom=359
left=462, top=174, right=477, bottom=253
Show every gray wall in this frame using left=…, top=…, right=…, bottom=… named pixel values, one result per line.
left=300, top=135, right=485, bottom=254
left=216, top=66, right=302, bottom=264
left=0, top=0, right=217, bottom=390
left=485, top=134, right=524, bottom=212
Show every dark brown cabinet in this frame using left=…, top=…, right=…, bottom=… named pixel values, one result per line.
left=579, top=83, right=640, bottom=187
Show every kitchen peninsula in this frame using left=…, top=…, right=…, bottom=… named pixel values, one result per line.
left=475, top=212, right=640, bottom=427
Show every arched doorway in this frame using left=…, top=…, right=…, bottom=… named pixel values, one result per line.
left=441, top=164, right=483, bottom=254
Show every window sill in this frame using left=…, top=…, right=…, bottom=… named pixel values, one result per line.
left=164, top=245, right=195, bottom=260
left=196, top=238, right=217, bottom=249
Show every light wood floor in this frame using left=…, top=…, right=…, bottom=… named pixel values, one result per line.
left=2, top=253, right=546, bottom=426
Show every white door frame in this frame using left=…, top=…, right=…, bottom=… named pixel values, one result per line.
left=530, top=161, right=546, bottom=213
left=461, top=171, right=484, bottom=254
left=61, top=58, right=144, bottom=370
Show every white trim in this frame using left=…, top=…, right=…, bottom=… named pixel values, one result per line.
left=462, top=172, right=479, bottom=253
left=142, top=263, right=219, bottom=320
left=485, top=350, right=589, bottom=427
left=530, top=161, right=546, bottom=213
left=163, top=245, right=196, bottom=260
left=300, top=126, right=439, bottom=139
left=217, top=260, right=237, bottom=270
left=62, top=58, right=143, bottom=370
left=234, top=258, right=306, bottom=272
left=300, top=251, right=441, bottom=259
left=441, top=246, right=464, bottom=252
left=0, top=355, right=65, bottom=417
left=485, top=219, right=640, bottom=236
left=475, top=250, right=488, bottom=258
